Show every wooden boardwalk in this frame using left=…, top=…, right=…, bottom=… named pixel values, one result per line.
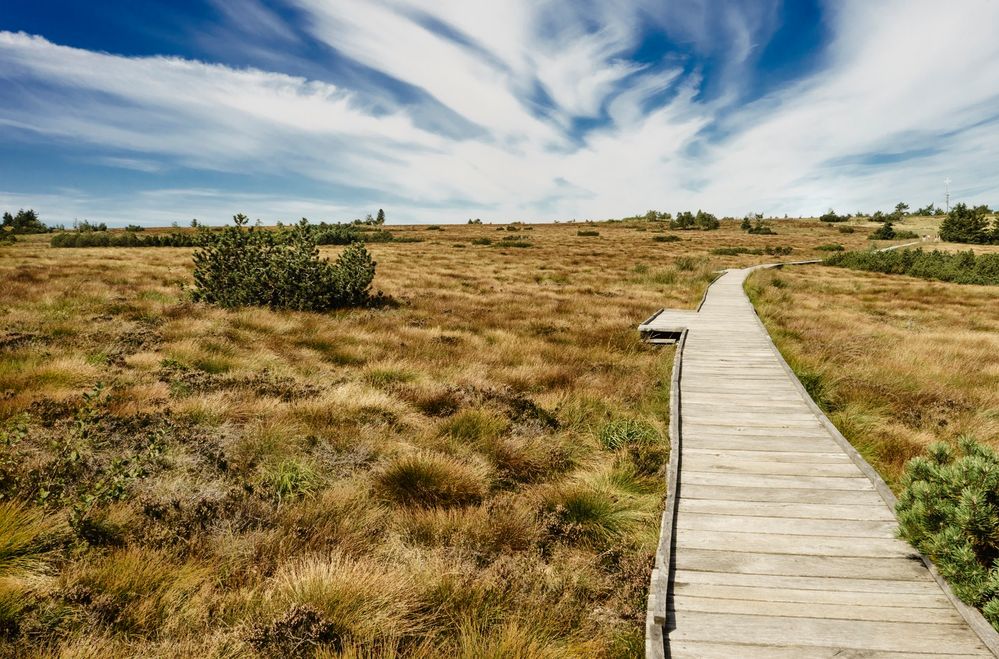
left=640, top=266, right=999, bottom=658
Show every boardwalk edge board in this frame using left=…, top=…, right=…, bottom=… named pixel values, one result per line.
left=641, top=250, right=999, bottom=658
left=645, top=329, right=686, bottom=659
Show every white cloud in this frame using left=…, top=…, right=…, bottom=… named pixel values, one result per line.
left=0, top=0, right=998, bottom=226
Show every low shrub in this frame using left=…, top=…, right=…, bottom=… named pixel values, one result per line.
left=837, top=225, right=856, bottom=234
left=824, top=248, right=999, bottom=285
left=471, top=237, right=492, bottom=245
left=815, top=243, right=844, bottom=251
left=493, top=240, right=532, bottom=248
left=896, top=438, right=999, bottom=627
left=819, top=209, right=848, bottom=223
left=577, top=230, right=600, bottom=237
left=653, top=235, right=681, bottom=243
left=869, top=222, right=897, bottom=240
left=746, top=219, right=776, bottom=235
left=191, top=214, right=378, bottom=311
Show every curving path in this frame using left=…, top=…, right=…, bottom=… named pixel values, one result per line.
left=640, top=266, right=998, bottom=658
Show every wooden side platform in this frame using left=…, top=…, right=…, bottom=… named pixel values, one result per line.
left=643, top=266, right=998, bottom=658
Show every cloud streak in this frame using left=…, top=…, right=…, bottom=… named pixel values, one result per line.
left=0, top=0, right=997, bottom=225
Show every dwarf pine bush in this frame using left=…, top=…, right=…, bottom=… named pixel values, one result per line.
left=896, top=438, right=999, bottom=627
left=191, top=214, right=376, bottom=311
left=825, top=248, right=999, bottom=285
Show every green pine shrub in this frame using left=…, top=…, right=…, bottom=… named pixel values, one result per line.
left=576, top=230, right=600, bottom=237
left=815, top=243, right=844, bottom=251
left=896, top=438, right=999, bottom=627
left=191, top=214, right=377, bottom=311
left=940, top=203, right=999, bottom=245
left=824, top=248, right=999, bottom=285
left=653, top=234, right=681, bottom=243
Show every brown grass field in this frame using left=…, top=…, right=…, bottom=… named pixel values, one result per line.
left=0, top=215, right=979, bottom=656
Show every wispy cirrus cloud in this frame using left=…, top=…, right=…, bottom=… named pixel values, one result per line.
left=0, top=0, right=997, bottom=226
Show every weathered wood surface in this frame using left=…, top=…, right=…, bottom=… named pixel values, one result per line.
left=641, top=266, right=998, bottom=658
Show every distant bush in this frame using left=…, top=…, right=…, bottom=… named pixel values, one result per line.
left=837, top=226, right=855, bottom=234
left=75, top=219, right=107, bottom=232
left=815, top=243, right=844, bottom=251
left=869, top=222, right=897, bottom=240
left=711, top=245, right=793, bottom=256
left=670, top=210, right=719, bottom=231
left=653, top=235, right=681, bottom=243
left=819, top=209, right=848, bottom=223
left=51, top=231, right=197, bottom=248
left=470, top=237, right=492, bottom=245
left=494, top=240, right=531, bottom=248
left=897, top=438, right=999, bottom=627
left=191, top=214, right=377, bottom=311
left=0, top=233, right=16, bottom=246
left=824, top=248, right=999, bottom=285
left=2, top=209, right=48, bottom=234
left=124, top=225, right=145, bottom=232
left=940, top=203, right=999, bottom=244
left=467, top=218, right=482, bottom=224
left=746, top=219, right=776, bottom=235
left=425, top=225, right=443, bottom=231
left=577, top=230, right=599, bottom=237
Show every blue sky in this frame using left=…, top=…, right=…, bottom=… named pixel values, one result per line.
left=1, top=0, right=997, bottom=225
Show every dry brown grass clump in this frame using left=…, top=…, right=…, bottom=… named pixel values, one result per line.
left=0, top=219, right=877, bottom=655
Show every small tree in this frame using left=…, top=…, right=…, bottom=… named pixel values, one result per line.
left=940, top=203, right=993, bottom=244
left=895, top=202, right=910, bottom=217
left=376, top=209, right=386, bottom=225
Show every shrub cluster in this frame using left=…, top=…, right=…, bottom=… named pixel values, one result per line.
left=819, top=209, right=849, bottom=223
left=671, top=210, right=719, bottom=231
left=897, top=438, right=999, bottom=627
left=2, top=209, right=48, bottom=234
left=711, top=245, right=793, bottom=256
left=940, top=203, right=999, bottom=244
left=824, top=248, right=999, bottom=285
left=576, top=230, right=600, bottom=237
left=869, top=221, right=920, bottom=240
left=191, top=214, right=377, bottom=311
left=51, top=232, right=197, bottom=248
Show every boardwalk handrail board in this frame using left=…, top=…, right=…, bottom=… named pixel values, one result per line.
left=642, top=257, right=999, bottom=658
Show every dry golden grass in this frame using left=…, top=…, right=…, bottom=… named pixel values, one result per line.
left=0, top=218, right=887, bottom=655
left=749, top=265, right=999, bottom=486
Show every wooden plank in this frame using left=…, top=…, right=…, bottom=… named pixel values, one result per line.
left=672, top=569, right=943, bottom=595
left=678, top=498, right=894, bottom=521
left=667, top=611, right=989, bottom=655
left=675, top=528, right=915, bottom=558
left=682, top=455, right=861, bottom=477
left=674, top=548, right=931, bottom=581
left=671, top=580, right=952, bottom=609
left=668, top=641, right=983, bottom=658
left=681, top=471, right=875, bottom=491
left=680, top=484, right=888, bottom=505
left=676, top=513, right=898, bottom=538
left=683, top=448, right=851, bottom=463
left=669, top=595, right=965, bottom=624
